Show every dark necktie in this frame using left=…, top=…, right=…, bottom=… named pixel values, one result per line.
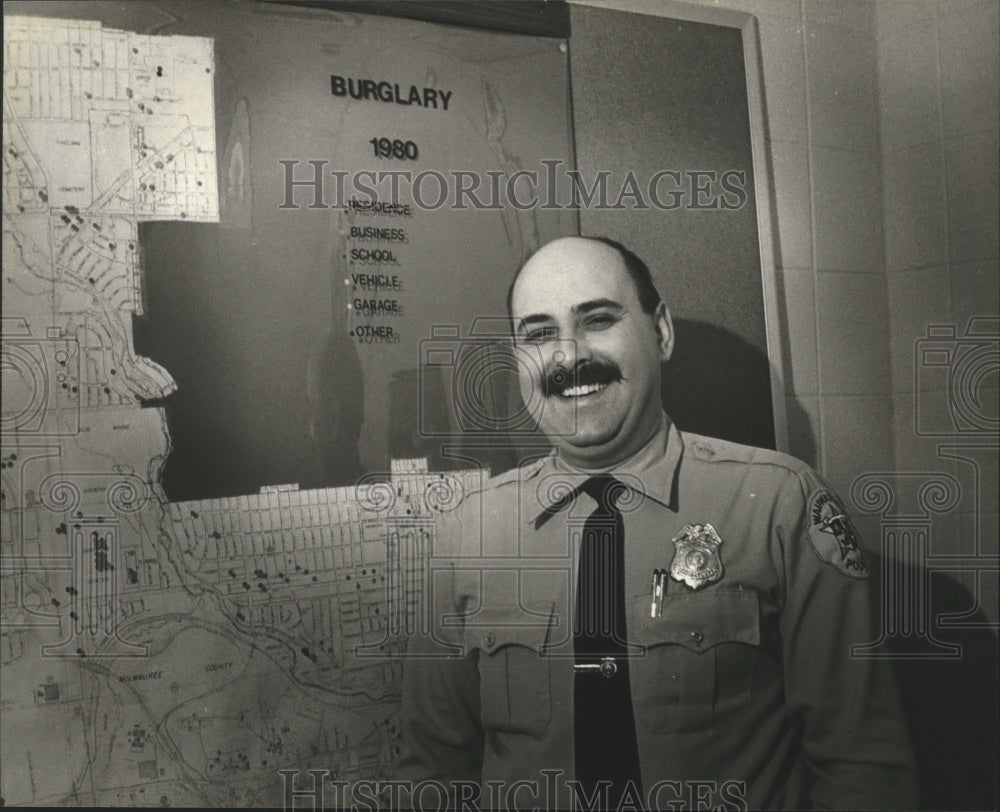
left=574, top=476, right=642, bottom=804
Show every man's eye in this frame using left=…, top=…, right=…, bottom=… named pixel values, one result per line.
left=586, top=313, right=616, bottom=330
left=524, top=326, right=558, bottom=342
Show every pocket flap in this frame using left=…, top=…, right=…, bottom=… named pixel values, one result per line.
left=465, top=602, right=555, bottom=654
left=632, top=589, right=760, bottom=652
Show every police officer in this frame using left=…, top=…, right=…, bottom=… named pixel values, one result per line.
left=398, top=236, right=916, bottom=810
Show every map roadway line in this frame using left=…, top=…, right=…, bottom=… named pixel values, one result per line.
left=75, top=655, right=218, bottom=806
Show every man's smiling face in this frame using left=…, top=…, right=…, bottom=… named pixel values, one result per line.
left=510, top=237, right=673, bottom=469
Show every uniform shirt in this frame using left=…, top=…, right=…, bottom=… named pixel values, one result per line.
left=399, top=415, right=916, bottom=810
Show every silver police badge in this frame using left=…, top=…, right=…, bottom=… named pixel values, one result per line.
left=670, top=523, right=724, bottom=590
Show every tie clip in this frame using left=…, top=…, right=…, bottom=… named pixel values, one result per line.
left=574, top=657, right=617, bottom=678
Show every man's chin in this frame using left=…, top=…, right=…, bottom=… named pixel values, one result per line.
left=536, top=411, right=614, bottom=446
left=549, top=427, right=628, bottom=468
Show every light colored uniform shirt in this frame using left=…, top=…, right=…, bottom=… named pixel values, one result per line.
left=399, top=415, right=916, bottom=810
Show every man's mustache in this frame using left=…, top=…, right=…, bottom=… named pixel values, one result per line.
left=541, top=359, right=623, bottom=397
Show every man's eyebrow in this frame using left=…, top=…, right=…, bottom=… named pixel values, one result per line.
left=514, top=313, right=554, bottom=333
left=573, top=298, right=623, bottom=314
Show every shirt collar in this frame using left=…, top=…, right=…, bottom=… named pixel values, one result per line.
left=525, top=413, right=684, bottom=527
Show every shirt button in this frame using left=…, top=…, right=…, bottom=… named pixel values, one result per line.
left=485, top=632, right=495, bottom=649
left=690, top=630, right=704, bottom=644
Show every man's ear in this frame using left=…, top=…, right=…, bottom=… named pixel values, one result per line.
left=653, top=301, right=674, bottom=362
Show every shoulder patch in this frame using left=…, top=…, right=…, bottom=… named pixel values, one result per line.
left=807, top=489, right=869, bottom=579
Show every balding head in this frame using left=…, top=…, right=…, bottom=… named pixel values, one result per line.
left=507, top=236, right=662, bottom=320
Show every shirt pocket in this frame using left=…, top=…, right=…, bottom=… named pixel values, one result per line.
left=629, top=589, right=760, bottom=733
left=467, top=602, right=555, bottom=737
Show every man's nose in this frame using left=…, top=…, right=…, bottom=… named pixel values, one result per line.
left=550, top=333, right=592, bottom=370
